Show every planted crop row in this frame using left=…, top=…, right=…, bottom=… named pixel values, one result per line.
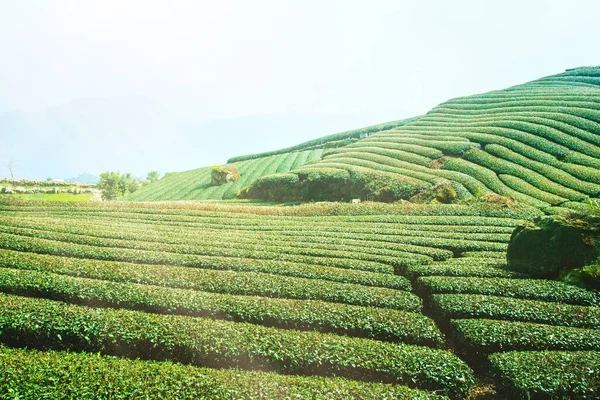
left=463, top=149, right=585, bottom=201
left=405, top=262, right=521, bottom=280
left=411, top=116, right=600, bottom=159
left=0, top=293, right=474, bottom=398
left=0, top=217, right=511, bottom=258
left=0, top=345, right=446, bottom=400
left=226, top=118, right=417, bottom=163
left=0, top=203, right=532, bottom=222
left=416, top=276, right=599, bottom=305
left=0, top=233, right=410, bottom=289
left=442, top=158, right=549, bottom=208
left=0, top=267, right=437, bottom=343
left=489, top=350, right=600, bottom=399
left=0, top=225, right=403, bottom=274
left=0, top=249, right=411, bottom=307
left=451, top=319, right=600, bottom=357
left=431, top=293, right=600, bottom=329
left=3, top=214, right=515, bottom=250
left=0, top=218, right=456, bottom=262
left=391, top=127, right=600, bottom=184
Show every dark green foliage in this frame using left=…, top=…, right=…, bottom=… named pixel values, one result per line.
left=243, top=168, right=428, bottom=203
left=0, top=346, right=448, bottom=400
left=239, top=173, right=300, bottom=202
left=507, top=214, right=600, bottom=278
left=489, top=350, right=600, bottom=399
left=0, top=293, right=474, bottom=398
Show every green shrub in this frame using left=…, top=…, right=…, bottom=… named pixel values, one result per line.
left=243, top=167, right=428, bottom=203
left=0, top=345, right=448, bottom=400
left=489, top=350, right=600, bottom=399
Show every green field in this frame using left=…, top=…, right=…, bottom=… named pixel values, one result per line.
left=0, top=201, right=597, bottom=398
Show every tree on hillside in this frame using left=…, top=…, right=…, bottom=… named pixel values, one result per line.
left=98, top=171, right=145, bottom=200
left=146, top=170, right=160, bottom=183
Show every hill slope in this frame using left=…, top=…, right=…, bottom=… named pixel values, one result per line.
left=127, top=67, right=600, bottom=209
left=124, top=119, right=417, bottom=201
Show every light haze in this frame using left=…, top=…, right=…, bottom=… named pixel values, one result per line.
left=1, top=0, right=598, bottom=179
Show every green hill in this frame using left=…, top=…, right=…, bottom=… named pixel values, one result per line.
left=124, top=119, right=417, bottom=201
left=126, top=67, right=600, bottom=210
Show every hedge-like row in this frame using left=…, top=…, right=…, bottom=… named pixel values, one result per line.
left=442, top=158, right=549, bottom=208
left=0, top=220, right=510, bottom=263
left=0, top=202, right=532, bottom=222
left=463, top=149, right=585, bottom=201
left=0, top=293, right=474, bottom=398
left=0, top=224, right=425, bottom=273
left=0, top=249, right=411, bottom=306
left=405, top=262, right=521, bottom=280
left=431, top=293, right=600, bottom=329
left=0, top=233, right=410, bottom=289
left=11, top=212, right=515, bottom=246
left=0, top=267, right=438, bottom=343
left=489, top=350, right=600, bottom=399
left=417, top=276, right=599, bottom=305
left=486, top=143, right=600, bottom=193
left=451, top=319, right=600, bottom=356
left=0, top=346, right=447, bottom=400
left=498, top=174, right=566, bottom=205
left=0, top=217, right=456, bottom=262
left=333, top=146, right=433, bottom=166
left=226, top=118, right=419, bottom=163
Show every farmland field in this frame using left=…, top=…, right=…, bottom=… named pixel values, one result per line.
left=0, top=200, right=598, bottom=399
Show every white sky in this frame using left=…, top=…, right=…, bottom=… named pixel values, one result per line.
left=0, top=0, right=599, bottom=178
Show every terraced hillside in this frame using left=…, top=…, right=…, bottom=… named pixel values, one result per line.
left=125, top=119, right=416, bottom=201
left=130, top=67, right=595, bottom=210
left=287, top=67, right=600, bottom=210
left=0, top=201, right=598, bottom=398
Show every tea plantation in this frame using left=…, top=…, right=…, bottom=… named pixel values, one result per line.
left=2, top=67, right=600, bottom=399
left=0, top=200, right=597, bottom=399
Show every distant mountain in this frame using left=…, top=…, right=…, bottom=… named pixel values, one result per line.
left=65, top=173, right=99, bottom=184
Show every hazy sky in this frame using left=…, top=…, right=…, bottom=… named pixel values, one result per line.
left=1, top=0, right=599, bottom=179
